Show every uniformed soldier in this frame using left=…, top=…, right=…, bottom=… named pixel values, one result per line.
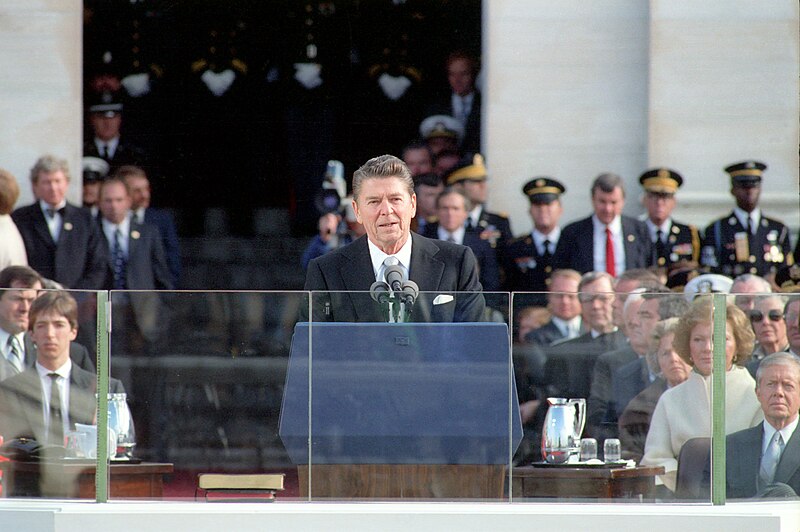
left=445, top=153, right=513, bottom=249
left=701, top=161, right=793, bottom=278
left=638, top=168, right=700, bottom=269
left=503, top=177, right=566, bottom=306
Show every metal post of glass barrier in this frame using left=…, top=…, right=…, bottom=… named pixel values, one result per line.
left=95, top=291, right=110, bottom=503
left=711, top=293, right=726, bottom=505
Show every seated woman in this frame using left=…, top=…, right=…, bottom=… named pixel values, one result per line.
left=640, top=299, right=763, bottom=492
left=747, top=295, right=789, bottom=372
left=619, top=318, right=691, bottom=463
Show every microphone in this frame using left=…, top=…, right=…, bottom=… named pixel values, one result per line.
left=370, top=281, right=391, bottom=304
left=384, top=264, right=405, bottom=293
left=400, top=280, right=418, bottom=306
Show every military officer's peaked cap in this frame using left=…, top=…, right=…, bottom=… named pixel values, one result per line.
left=639, top=168, right=683, bottom=194
left=725, top=160, right=766, bottom=185
left=522, top=177, right=565, bottom=204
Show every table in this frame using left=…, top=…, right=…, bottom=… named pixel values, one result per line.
left=0, top=461, right=173, bottom=499
left=511, top=465, right=664, bottom=499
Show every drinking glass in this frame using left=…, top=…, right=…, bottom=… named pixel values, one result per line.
left=603, top=438, right=621, bottom=462
left=580, top=438, right=598, bottom=461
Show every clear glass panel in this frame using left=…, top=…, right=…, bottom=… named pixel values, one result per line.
left=510, top=286, right=717, bottom=503
left=304, top=289, right=514, bottom=501
left=107, top=290, right=308, bottom=501
left=0, top=288, right=100, bottom=500
left=723, top=290, right=798, bottom=502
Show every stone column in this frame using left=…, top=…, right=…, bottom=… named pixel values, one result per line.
left=0, top=0, right=83, bottom=205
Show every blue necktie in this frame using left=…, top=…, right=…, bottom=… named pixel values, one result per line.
left=112, top=228, right=127, bottom=289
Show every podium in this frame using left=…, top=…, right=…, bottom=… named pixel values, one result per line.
left=279, top=322, right=522, bottom=499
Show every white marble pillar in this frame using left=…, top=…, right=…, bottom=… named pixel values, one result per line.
left=0, top=0, right=83, bottom=206
left=647, top=0, right=800, bottom=230
left=484, top=1, right=799, bottom=236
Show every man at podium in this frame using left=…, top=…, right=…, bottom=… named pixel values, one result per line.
left=304, top=154, right=485, bottom=322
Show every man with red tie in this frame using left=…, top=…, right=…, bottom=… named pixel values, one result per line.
left=552, top=173, right=653, bottom=276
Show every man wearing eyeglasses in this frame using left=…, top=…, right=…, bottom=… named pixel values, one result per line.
left=541, top=272, right=627, bottom=400
left=746, top=295, right=790, bottom=377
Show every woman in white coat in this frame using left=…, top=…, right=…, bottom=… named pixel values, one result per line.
left=641, top=298, right=762, bottom=493
left=0, top=169, right=27, bottom=269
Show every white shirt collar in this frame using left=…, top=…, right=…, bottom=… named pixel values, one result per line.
left=95, top=136, right=120, bottom=156
left=468, top=205, right=483, bottom=228
left=0, top=329, right=25, bottom=357
left=437, top=225, right=465, bottom=244
left=645, top=218, right=672, bottom=242
left=551, top=315, right=580, bottom=338
left=367, top=235, right=413, bottom=280
left=762, top=416, right=798, bottom=455
left=532, top=227, right=560, bottom=252
left=36, top=357, right=72, bottom=380
left=39, top=198, right=67, bottom=213
left=592, top=214, right=622, bottom=234
left=733, top=206, right=761, bottom=230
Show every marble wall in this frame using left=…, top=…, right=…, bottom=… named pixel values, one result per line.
left=0, top=0, right=83, bottom=206
left=485, top=0, right=799, bottom=237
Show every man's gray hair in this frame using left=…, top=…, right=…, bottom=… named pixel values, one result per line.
left=436, top=187, right=472, bottom=211
left=30, top=154, right=70, bottom=184
left=591, top=172, right=625, bottom=197
left=756, top=352, right=800, bottom=387
left=578, top=271, right=614, bottom=292
left=352, top=154, right=414, bottom=201
left=731, top=273, right=772, bottom=294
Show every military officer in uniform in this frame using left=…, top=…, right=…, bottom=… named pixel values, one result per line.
left=445, top=154, right=513, bottom=251
left=503, top=177, right=566, bottom=307
left=638, top=168, right=700, bottom=270
left=701, top=161, right=793, bottom=278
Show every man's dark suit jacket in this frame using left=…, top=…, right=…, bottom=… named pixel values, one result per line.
left=426, top=91, right=481, bottom=154
left=99, top=219, right=174, bottom=290
left=611, top=356, right=651, bottom=419
left=0, top=364, right=124, bottom=444
left=727, top=422, right=800, bottom=498
left=422, top=223, right=500, bottom=290
left=144, top=208, right=181, bottom=288
left=12, top=202, right=109, bottom=289
left=304, top=233, right=485, bottom=322
left=552, top=215, right=653, bottom=274
left=84, top=138, right=148, bottom=174
left=525, top=320, right=566, bottom=347
left=542, top=329, right=627, bottom=400
left=588, top=343, right=637, bottom=437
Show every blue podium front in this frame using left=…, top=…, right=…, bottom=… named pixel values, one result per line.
left=279, top=322, right=522, bottom=465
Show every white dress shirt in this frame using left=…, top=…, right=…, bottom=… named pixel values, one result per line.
left=734, top=206, right=761, bottom=234
left=367, top=236, right=413, bottom=283
left=39, top=199, right=67, bottom=242
left=101, top=215, right=132, bottom=257
left=36, top=358, right=72, bottom=438
left=94, top=136, right=120, bottom=159
left=645, top=218, right=672, bottom=244
left=761, top=417, right=798, bottom=458
left=592, top=214, right=625, bottom=275
left=437, top=225, right=465, bottom=245
left=532, top=227, right=560, bottom=256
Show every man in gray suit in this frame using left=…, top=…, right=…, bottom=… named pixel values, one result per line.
left=726, top=352, right=800, bottom=498
left=305, top=154, right=484, bottom=322
left=0, top=291, right=123, bottom=446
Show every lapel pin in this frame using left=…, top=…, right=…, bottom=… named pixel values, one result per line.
left=63, top=222, right=73, bottom=231
left=131, top=230, right=140, bottom=240
left=627, top=234, right=635, bottom=242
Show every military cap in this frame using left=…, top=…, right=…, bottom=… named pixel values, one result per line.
left=82, top=157, right=109, bottom=183
left=639, top=168, right=683, bottom=194
left=88, top=91, right=123, bottom=117
left=522, top=177, right=565, bottom=204
left=725, top=160, right=766, bottom=186
left=419, top=115, right=464, bottom=143
left=683, top=273, right=733, bottom=301
left=445, top=153, right=487, bottom=186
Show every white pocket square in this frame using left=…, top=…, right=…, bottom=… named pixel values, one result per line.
left=433, top=294, right=454, bottom=305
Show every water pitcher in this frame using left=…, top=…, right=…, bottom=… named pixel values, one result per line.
left=541, top=397, right=586, bottom=464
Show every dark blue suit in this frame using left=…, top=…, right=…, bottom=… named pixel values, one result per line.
left=143, top=208, right=181, bottom=288
left=727, top=423, right=800, bottom=498
left=552, top=215, right=653, bottom=274
left=422, top=223, right=500, bottom=291
left=12, top=202, right=109, bottom=289
left=304, top=233, right=485, bottom=323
